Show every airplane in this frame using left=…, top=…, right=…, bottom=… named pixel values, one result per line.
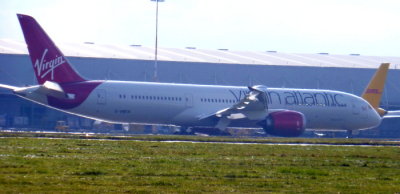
left=361, top=63, right=400, bottom=118
left=0, top=14, right=391, bottom=137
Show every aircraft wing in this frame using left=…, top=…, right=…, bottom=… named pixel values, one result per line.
left=383, top=110, right=400, bottom=118
left=198, top=85, right=269, bottom=129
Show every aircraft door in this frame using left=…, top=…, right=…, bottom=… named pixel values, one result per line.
left=185, top=93, right=193, bottom=107
left=97, top=89, right=106, bottom=105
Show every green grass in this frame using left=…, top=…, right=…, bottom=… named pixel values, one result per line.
left=0, top=137, right=399, bottom=193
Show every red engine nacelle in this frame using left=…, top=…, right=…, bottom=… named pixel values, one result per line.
left=260, top=110, right=306, bottom=137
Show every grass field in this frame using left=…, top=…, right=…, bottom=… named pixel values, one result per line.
left=0, top=136, right=399, bottom=193
left=2, top=131, right=400, bottom=146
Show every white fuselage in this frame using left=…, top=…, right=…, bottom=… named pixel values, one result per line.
left=17, top=80, right=381, bottom=131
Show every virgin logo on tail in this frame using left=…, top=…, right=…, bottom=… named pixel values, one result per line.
left=34, top=48, right=66, bottom=81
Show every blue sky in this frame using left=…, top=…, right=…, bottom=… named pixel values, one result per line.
left=1, top=0, right=400, bottom=56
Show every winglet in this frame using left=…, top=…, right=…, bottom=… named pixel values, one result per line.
left=361, top=63, right=389, bottom=116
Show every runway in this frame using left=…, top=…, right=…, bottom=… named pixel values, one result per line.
left=1, top=130, right=399, bottom=147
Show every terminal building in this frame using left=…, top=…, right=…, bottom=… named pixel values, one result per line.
left=1, top=39, right=400, bottom=137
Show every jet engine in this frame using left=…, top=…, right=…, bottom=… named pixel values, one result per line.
left=260, top=110, right=306, bottom=137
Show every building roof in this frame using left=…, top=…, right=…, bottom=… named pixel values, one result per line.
left=1, top=38, right=399, bottom=69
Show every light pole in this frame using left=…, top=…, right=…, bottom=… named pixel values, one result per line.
left=151, top=0, right=164, bottom=82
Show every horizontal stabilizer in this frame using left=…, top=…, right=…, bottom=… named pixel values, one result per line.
left=43, top=81, right=64, bottom=93
left=383, top=110, right=400, bottom=118
left=0, top=84, right=20, bottom=91
left=36, top=81, right=68, bottom=99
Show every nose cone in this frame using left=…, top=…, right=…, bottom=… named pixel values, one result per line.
left=368, top=108, right=382, bottom=128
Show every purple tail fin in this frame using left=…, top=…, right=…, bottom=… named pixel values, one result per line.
left=17, top=14, right=85, bottom=85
